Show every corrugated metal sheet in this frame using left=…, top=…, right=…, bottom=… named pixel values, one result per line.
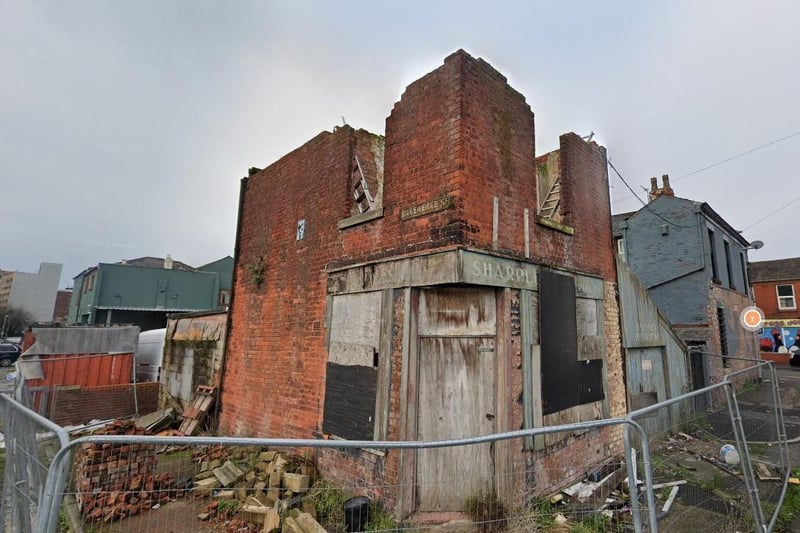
left=617, top=259, right=691, bottom=432
left=95, top=306, right=202, bottom=312
left=25, top=353, right=133, bottom=388
left=25, top=326, right=140, bottom=355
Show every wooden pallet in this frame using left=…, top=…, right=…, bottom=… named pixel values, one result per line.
left=178, top=385, right=216, bottom=435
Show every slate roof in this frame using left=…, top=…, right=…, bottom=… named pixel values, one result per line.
left=748, top=257, right=800, bottom=283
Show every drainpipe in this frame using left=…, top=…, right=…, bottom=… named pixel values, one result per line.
left=213, top=173, right=250, bottom=430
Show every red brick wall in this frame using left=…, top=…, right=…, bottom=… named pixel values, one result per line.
left=50, top=382, right=159, bottom=426
left=220, top=127, right=380, bottom=438
left=753, top=280, right=800, bottom=319
left=220, top=49, right=617, bottom=450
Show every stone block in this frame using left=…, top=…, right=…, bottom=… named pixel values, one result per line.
left=213, top=460, right=244, bottom=488
left=262, top=507, right=281, bottom=533
left=282, top=473, right=310, bottom=493
left=295, top=512, right=326, bottom=533
left=268, top=472, right=281, bottom=488
left=193, top=477, right=218, bottom=496
left=259, top=451, right=276, bottom=462
left=282, top=516, right=304, bottom=533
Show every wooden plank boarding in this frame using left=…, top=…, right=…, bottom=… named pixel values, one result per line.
left=178, top=386, right=216, bottom=435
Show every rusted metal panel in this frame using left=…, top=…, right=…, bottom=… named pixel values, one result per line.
left=25, top=353, right=133, bottom=389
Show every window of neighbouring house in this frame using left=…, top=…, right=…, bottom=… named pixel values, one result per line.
left=723, top=240, right=734, bottom=289
left=615, top=237, right=626, bottom=262
left=739, top=252, right=748, bottom=294
left=777, top=284, right=797, bottom=310
left=219, top=290, right=231, bottom=305
left=717, top=306, right=730, bottom=367
left=708, top=229, right=719, bottom=282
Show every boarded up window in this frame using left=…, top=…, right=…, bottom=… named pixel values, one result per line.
left=576, top=298, right=603, bottom=360
left=322, top=292, right=382, bottom=440
left=540, top=269, right=604, bottom=415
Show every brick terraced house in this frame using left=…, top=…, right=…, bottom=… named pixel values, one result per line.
left=219, top=51, right=627, bottom=516
left=749, top=257, right=800, bottom=359
left=612, top=177, right=759, bottom=391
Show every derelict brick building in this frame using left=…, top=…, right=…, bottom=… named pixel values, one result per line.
left=219, top=50, right=626, bottom=515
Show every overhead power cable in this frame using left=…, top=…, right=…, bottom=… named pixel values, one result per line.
left=673, top=129, right=800, bottom=182
left=742, top=193, right=800, bottom=231
left=611, top=129, right=800, bottom=205
left=607, top=160, right=693, bottom=229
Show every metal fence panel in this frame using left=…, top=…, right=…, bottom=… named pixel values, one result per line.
left=0, top=360, right=790, bottom=533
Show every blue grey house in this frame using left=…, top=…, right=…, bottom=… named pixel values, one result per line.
left=612, top=176, right=759, bottom=388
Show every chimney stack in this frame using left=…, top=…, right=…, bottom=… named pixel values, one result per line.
left=164, top=255, right=173, bottom=270
left=648, top=174, right=675, bottom=201
left=648, top=177, right=658, bottom=201
left=661, top=174, right=674, bottom=196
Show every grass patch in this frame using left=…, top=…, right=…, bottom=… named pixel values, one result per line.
left=217, top=498, right=238, bottom=519
left=768, top=469, right=800, bottom=532
left=570, top=512, right=624, bottom=533
left=308, top=478, right=349, bottom=531
left=748, top=442, right=768, bottom=456
left=365, top=500, right=397, bottom=531
left=308, top=478, right=396, bottom=532
left=464, top=490, right=508, bottom=533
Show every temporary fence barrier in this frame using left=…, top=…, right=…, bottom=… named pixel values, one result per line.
left=0, top=360, right=790, bottom=533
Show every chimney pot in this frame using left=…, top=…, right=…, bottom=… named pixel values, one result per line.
left=661, top=174, right=674, bottom=196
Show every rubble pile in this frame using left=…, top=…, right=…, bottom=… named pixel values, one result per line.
left=73, top=420, right=181, bottom=522
left=191, top=446, right=325, bottom=532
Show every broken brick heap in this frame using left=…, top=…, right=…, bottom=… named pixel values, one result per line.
left=73, top=420, right=180, bottom=523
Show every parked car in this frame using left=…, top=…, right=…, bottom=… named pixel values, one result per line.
left=0, top=341, right=21, bottom=367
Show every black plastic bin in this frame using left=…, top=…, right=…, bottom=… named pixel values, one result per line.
left=343, top=496, right=370, bottom=532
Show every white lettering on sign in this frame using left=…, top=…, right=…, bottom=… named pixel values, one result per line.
left=400, top=195, right=452, bottom=220
left=471, top=261, right=532, bottom=284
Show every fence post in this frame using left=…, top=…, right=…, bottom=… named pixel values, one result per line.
left=723, top=380, right=765, bottom=531
left=622, top=424, right=644, bottom=532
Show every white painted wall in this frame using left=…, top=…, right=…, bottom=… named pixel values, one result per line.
left=7, top=262, right=62, bottom=322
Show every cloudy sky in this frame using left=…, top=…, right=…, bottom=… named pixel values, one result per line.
left=2, top=1, right=798, bottom=288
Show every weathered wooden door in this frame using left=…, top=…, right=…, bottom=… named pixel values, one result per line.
left=416, top=288, right=496, bottom=512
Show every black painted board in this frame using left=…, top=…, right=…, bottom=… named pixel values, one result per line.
left=540, top=269, right=579, bottom=415
left=578, top=359, right=605, bottom=404
left=322, top=363, right=377, bottom=440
